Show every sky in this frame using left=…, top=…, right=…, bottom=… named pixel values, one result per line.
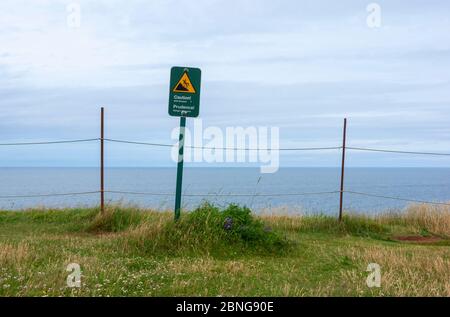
left=0, top=0, right=450, bottom=167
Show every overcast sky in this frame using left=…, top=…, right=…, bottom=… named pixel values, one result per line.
left=0, top=0, right=450, bottom=167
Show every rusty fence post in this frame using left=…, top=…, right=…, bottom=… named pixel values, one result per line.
left=100, top=107, right=105, bottom=213
left=339, top=118, right=347, bottom=222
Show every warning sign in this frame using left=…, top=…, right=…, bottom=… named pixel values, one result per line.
left=173, top=72, right=196, bottom=93
left=168, top=67, right=201, bottom=118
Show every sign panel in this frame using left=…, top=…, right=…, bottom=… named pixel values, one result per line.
left=168, top=67, right=201, bottom=117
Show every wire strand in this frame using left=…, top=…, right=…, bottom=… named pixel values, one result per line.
left=103, top=138, right=172, bottom=148
left=0, top=191, right=100, bottom=199
left=105, top=190, right=340, bottom=197
left=1, top=137, right=448, bottom=156
left=347, top=146, right=450, bottom=156
left=345, top=190, right=450, bottom=206
left=105, top=138, right=341, bottom=151
left=0, top=138, right=99, bottom=146
left=1, top=189, right=448, bottom=207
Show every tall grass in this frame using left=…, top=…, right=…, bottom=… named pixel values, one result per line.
left=3, top=201, right=448, bottom=239
left=0, top=242, right=31, bottom=266
left=122, top=203, right=289, bottom=256
left=261, top=214, right=388, bottom=239
left=86, top=206, right=147, bottom=233
left=392, top=204, right=450, bottom=237
left=261, top=203, right=450, bottom=239
left=0, top=203, right=448, bottom=296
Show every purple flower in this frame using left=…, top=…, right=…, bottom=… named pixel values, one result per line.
left=223, top=217, right=233, bottom=230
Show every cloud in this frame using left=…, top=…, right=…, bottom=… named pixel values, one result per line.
left=0, top=0, right=449, bottom=166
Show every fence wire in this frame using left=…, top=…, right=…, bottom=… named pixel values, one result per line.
left=1, top=136, right=450, bottom=207
left=347, top=146, right=450, bottom=156
left=1, top=189, right=449, bottom=207
left=345, top=190, right=450, bottom=206
left=2, top=137, right=450, bottom=156
left=104, top=138, right=342, bottom=151
left=0, top=191, right=100, bottom=199
left=105, top=190, right=340, bottom=197
left=0, top=138, right=99, bottom=146
left=0, top=190, right=339, bottom=200
left=103, top=138, right=172, bottom=148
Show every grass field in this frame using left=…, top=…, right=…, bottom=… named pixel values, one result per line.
left=0, top=203, right=449, bottom=297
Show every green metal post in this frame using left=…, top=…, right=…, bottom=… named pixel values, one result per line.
left=174, top=116, right=186, bottom=221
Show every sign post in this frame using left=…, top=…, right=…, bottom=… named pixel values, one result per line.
left=174, top=116, right=186, bottom=220
left=169, top=66, right=201, bottom=221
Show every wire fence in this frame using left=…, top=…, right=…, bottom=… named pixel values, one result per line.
left=346, top=146, right=450, bottom=156
left=105, top=190, right=341, bottom=197
left=1, top=116, right=450, bottom=214
left=3, top=137, right=450, bottom=155
left=1, top=189, right=449, bottom=207
left=0, top=138, right=99, bottom=146
left=0, top=191, right=100, bottom=199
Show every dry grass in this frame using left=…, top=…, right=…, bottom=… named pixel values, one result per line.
left=0, top=205, right=449, bottom=296
left=0, top=242, right=31, bottom=266
left=260, top=203, right=450, bottom=238
left=395, top=203, right=450, bottom=237
left=258, top=214, right=304, bottom=231
left=339, top=245, right=450, bottom=296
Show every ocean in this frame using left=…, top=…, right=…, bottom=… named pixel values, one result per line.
left=1, top=167, right=449, bottom=215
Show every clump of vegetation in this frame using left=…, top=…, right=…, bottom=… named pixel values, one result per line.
left=125, top=202, right=289, bottom=256
left=85, top=206, right=146, bottom=233
left=186, top=203, right=286, bottom=247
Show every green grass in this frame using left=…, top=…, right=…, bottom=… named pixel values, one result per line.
left=0, top=204, right=449, bottom=297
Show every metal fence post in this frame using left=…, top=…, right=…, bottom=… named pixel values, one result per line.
left=339, top=118, right=347, bottom=222
left=100, top=107, right=105, bottom=213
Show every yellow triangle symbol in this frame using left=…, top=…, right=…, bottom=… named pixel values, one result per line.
left=173, top=72, right=196, bottom=93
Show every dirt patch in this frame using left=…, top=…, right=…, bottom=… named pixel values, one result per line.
left=393, top=235, right=443, bottom=243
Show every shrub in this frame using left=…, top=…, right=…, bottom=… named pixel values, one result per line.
left=126, top=202, right=289, bottom=256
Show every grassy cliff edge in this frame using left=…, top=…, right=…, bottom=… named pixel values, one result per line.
left=0, top=203, right=449, bottom=297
